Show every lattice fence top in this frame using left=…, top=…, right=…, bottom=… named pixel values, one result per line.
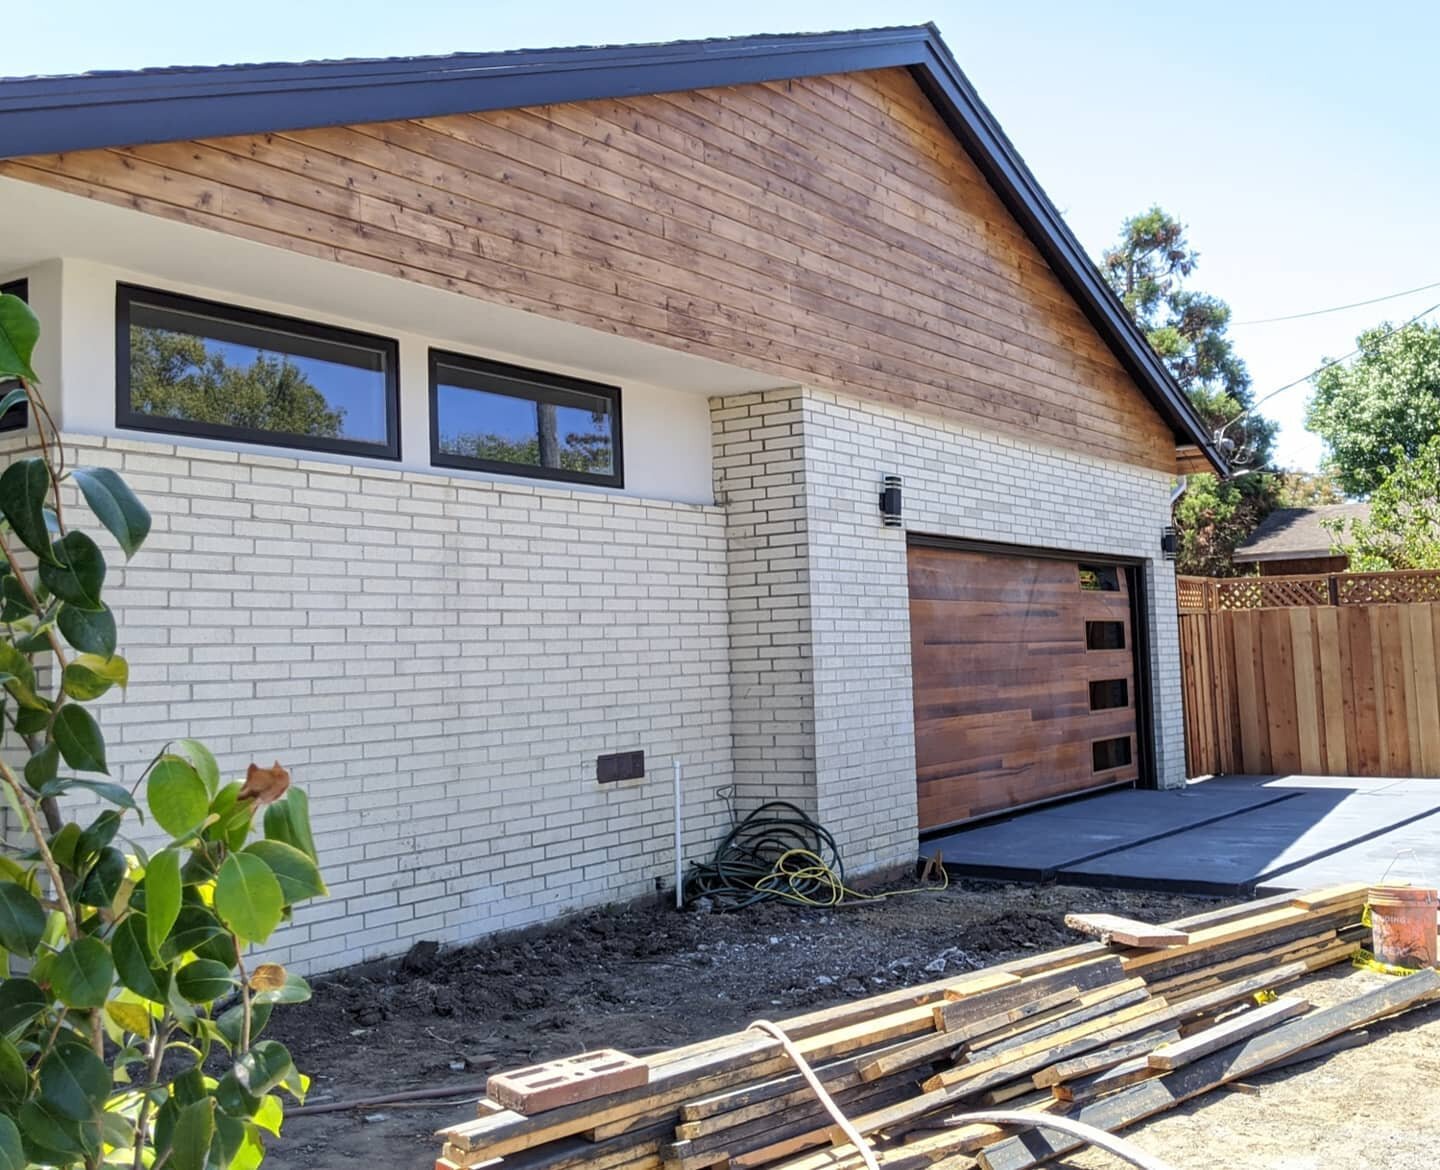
left=1178, top=568, right=1440, bottom=611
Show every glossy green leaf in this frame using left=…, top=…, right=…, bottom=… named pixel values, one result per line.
left=244, top=839, right=328, bottom=904
left=72, top=466, right=151, bottom=560
left=235, top=1041, right=294, bottom=1099
left=0, top=1114, right=24, bottom=1170
left=37, top=1039, right=109, bottom=1122
left=24, top=742, right=58, bottom=789
left=253, top=970, right=311, bottom=1007
left=169, top=1096, right=215, bottom=1170
left=158, top=905, right=226, bottom=963
left=0, top=386, right=24, bottom=420
left=206, top=781, right=254, bottom=851
left=48, top=936, right=113, bottom=1008
left=0, top=457, right=55, bottom=564
left=112, top=915, right=169, bottom=1003
left=173, top=737, right=221, bottom=798
left=12, top=705, right=48, bottom=736
left=144, top=848, right=182, bottom=957
left=252, top=1093, right=284, bottom=1138
left=18, top=1098, right=95, bottom=1161
left=175, top=958, right=235, bottom=1004
left=36, top=777, right=138, bottom=814
left=0, top=293, right=39, bottom=384
left=147, top=754, right=208, bottom=837
left=38, top=531, right=106, bottom=611
left=56, top=602, right=116, bottom=658
left=216, top=1000, right=272, bottom=1050
left=0, top=642, right=45, bottom=711
left=61, top=652, right=128, bottom=701
left=215, top=853, right=284, bottom=944
left=74, top=808, right=121, bottom=865
left=46, top=823, right=80, bottom=871
left=51, top=703, right=108, bottom=774
left=0, top=882, right=45, bottom=957
left=0, top=978, right=46, bottom=1032
left=263, top=788, right=316, bottom=862
left=0, top=1037, right=26, bottom=1104
left=74, top=846, right=126, bottom=908
left=0, top=575, right=33, bottom=621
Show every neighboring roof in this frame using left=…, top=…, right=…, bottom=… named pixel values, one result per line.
left=0, top=25, right=1225, bottom=472
left=1233, top=504, right=1370, bottom=563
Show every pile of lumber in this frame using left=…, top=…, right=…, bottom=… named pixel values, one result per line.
left=436, top=883, right=1439, bottom=1170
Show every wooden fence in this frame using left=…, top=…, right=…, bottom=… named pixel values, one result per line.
left=1177, top=570, right=1440, bottom=779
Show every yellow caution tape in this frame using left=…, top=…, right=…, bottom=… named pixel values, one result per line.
left=1252, top=989, right=1278, bottom=1005
left=1352, top=948, right=1424, bottom=977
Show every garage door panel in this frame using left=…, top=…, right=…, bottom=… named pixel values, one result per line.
left=909, top=544, right=1141, bottom=829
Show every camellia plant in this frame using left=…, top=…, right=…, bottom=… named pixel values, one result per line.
left=0, top=290, right=325, bottom=1168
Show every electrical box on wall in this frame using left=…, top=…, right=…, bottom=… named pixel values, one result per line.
left=597, top=750, right=645, bottom=784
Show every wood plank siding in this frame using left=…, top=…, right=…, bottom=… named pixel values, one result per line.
left=0, top=68, right=1178, bottom=471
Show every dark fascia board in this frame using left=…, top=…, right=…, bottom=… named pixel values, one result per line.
left=0, top=23, right=1224, bottom=472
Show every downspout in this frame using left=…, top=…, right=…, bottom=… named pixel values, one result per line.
left=1170, top=475, right=1188, bottom=507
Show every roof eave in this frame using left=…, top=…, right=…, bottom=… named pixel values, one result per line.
left=0, top=24, right=1225, bottom=470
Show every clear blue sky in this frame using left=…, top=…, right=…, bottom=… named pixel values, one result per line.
left=10, top=1, right=1438, bottom=473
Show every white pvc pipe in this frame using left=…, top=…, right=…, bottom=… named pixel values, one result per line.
left=673, top=759, right=684, bottom=909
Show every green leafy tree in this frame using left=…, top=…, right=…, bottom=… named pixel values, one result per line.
left=451, top=422, right=613, bottom=475
left=1324, top=434, right=1440, bottom=569
left=1100, top=206, right=1276, bottom=465
left=1171, top=474, right=1278, bottom=577
left=1305, top=320, right=1440, bottom=497
left=1273, top=470, right=1348, bottom=508
left=130, top=327, right=345, bottom=439
left=0, top=293, right=324, bottom=1168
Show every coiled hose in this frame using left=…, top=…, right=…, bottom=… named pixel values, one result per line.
left=681, top=800, right=946, bottom=910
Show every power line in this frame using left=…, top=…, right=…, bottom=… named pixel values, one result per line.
left=1232, top=279, right=1440, bottom=326
left=1217, top=300, right=1440, bottom=444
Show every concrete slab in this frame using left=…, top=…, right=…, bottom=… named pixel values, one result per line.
left=931, top=775, right=1440, bottom=896
left=929, top=784, right=1299, bottom=881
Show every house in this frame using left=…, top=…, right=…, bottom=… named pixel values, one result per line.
left=1233, top=504, right=1368, bottom=576
left=0, top=26, right=1224, bottom=971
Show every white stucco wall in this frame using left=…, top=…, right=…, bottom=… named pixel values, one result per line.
left=2, top=257, right=718, bottom=506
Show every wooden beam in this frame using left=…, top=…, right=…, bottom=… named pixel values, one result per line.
left=1063, top=914, right=1188, bottom=949
left=1146, top=996, right=1312, bottom=1071
left=977, top=969, right=1440, bottom=1170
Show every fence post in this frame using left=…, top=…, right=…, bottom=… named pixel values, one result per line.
left=1327, top=575, right=1340, bottom=607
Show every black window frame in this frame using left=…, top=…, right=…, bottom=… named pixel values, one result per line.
left=428, top=348, right=624, bottom=488
left=115, top=282, right=401, bottom=460
left=0, top=279, right=31, bottom=433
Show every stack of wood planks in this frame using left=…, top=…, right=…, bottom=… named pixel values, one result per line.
left=436, top=883, right=1440, bottom=1170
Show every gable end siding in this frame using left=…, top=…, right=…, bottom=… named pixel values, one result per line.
left=1, top=68, right=1177, bottom=471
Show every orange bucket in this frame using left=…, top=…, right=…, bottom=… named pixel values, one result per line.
left=1368, top=885, right=1439, bottom=969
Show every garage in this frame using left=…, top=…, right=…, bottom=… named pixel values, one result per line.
left=908, top=541, right=1144, bottom=830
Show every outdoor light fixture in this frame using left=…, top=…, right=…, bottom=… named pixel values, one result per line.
left=880, top=475, right=903, bottom=527
left=1160, top=525, right=1179, bottom=560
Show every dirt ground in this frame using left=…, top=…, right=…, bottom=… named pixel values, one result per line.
left=262, top=880, right=1440, bottom=1170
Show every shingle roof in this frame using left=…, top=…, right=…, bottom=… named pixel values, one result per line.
left=0, top=25, right=1226, bottom=472
left=1233, top=504, right=1370, bottom=562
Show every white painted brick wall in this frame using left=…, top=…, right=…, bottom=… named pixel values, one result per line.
left=713, top=387, right=1185, bottom=877
left=800, top=388, right=1186, bottom=874
left=5, top=433, right=735, bottom=972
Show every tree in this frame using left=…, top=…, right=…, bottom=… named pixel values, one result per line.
left=1273, top=470, right=1347, bottom=507
left=1171, top=473, right=1277, bottom=577
left=1324, top=434, right=1440, bottom=570
left=0, top=293, right=323, bottom=1168
left=1100, top=206, right=1276, bottom=465
left=130, top=327, right=346, bottom=438
left=1305, top=319, right=1440, bottom=496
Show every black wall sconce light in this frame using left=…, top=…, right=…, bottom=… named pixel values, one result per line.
left=880, top=475, right=903, bottom=527
left=1160, top=525, right=1178, bottom=560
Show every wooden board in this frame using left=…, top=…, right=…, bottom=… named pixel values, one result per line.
left=1063, top=914, right=1188, bottom=948
left=1145, top=996, right=1311, bottom=1071
left=0, top=69, right=1183, bottom=474
left=977, top=969, right=1440, bottom=1170
left=908, top=547, right=1140, bottom=828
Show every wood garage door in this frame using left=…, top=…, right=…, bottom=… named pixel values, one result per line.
left=908, top=543, right=1140, bottom=830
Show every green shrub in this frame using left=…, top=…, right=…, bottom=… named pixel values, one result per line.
left=0, top=290, right=324, bottom=1169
